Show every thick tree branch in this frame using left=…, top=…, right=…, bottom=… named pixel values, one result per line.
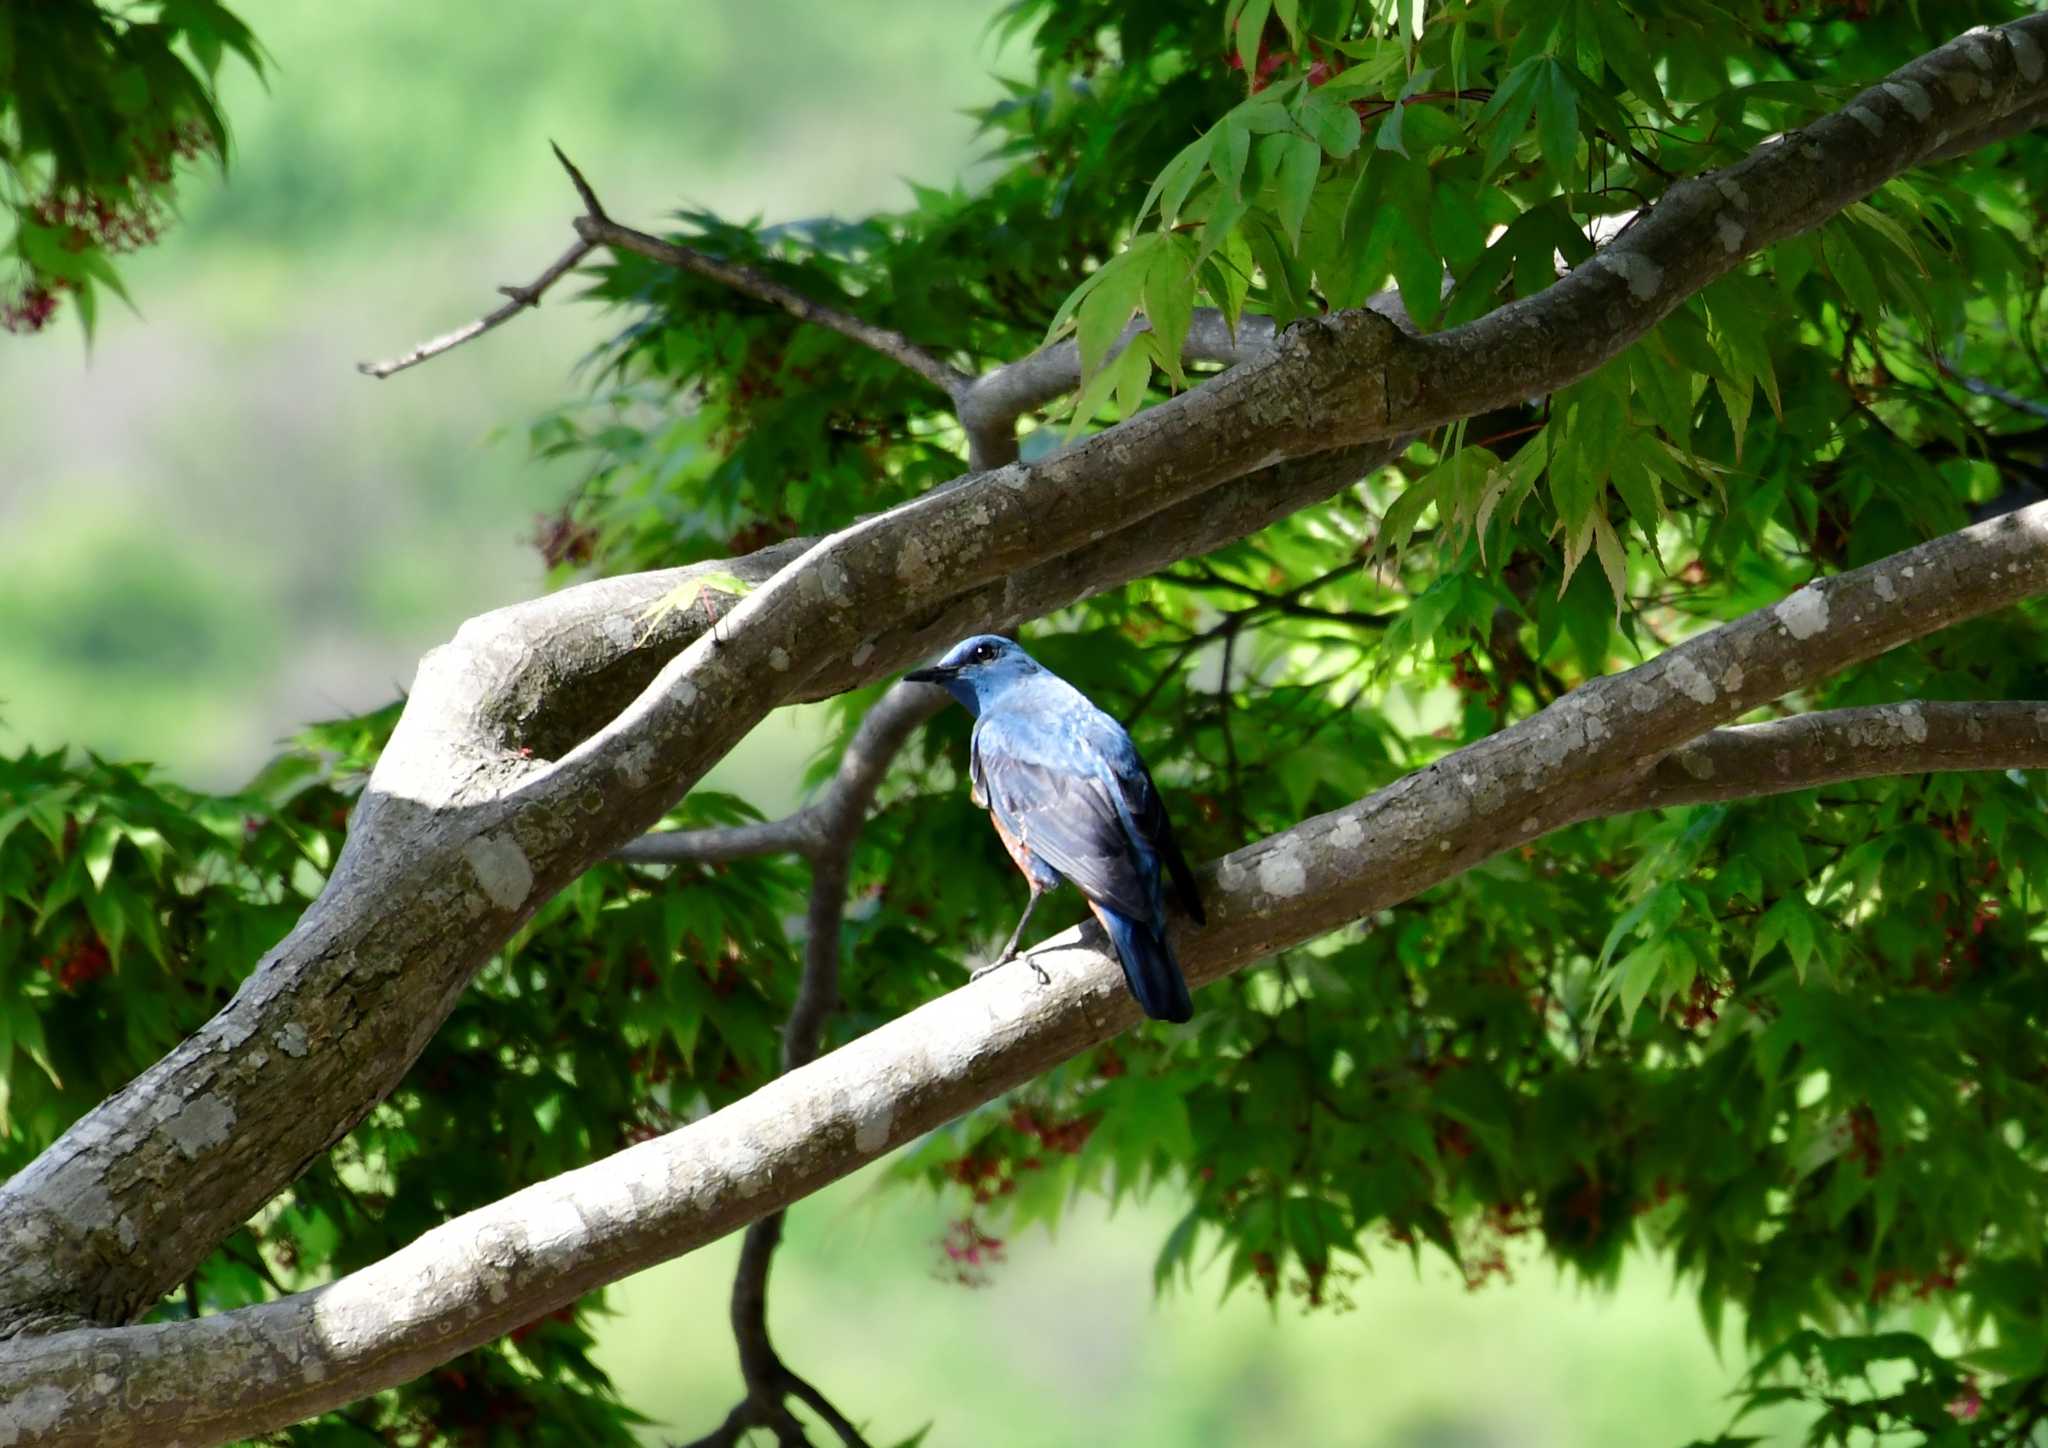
left=956, top=311, right=1279, bottom=466
left=951, top=284, right=1427, bottom=466
left=1618, top=700, right=2048, bottom=813
left=5, top=16, right=2046, bottom=1429
left=4, top=502, right=2043, bottom=1448
left=1388, top=19, right=2048, bottom=435
left=509, top=440, right=1400, bottom=764
left=355, top=237, right=597, bottom=379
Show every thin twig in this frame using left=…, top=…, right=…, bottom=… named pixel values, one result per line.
left=572, top=211, right=971, bottom=400
left=622, top=686, right=945, bottom=867
left=782, top=1368, right=874, bottom=1448
left=549, top=137, right=966, bottom=402
left=1934, top=349, right=2048, bottom=422
left=356, top=237, right=594, bottom=379
left=549, top=140, right=609, bottom=223
left=1217, top=615, right=1248, bottom=841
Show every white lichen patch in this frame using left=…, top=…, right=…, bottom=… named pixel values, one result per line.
left=1678, top=748, right=1716, bottom=781
left=1597, top=251, right=1664, bottom=301
left=674, top=679, right=700, bottom=707
left=1666, top=655, right=1718, bottom=705
left=854, top=1094, right=894, bottom=1154
left=1630, top=682, right=1661, bottom=713
left=851, top=641, right=876, bottom=668
left=165, top=1093, right=237, bottom=1158
left=275, top=1022, right=310, bottom=1059
left=727, top=1143, right=775, bottom=1198
left=599, top=612, right=636, bottom=649
left=1881, top=79, right=1934, bottom=121
left=0, top=1383, right=75, bottom=1443
left=463, top=834, right=534, bottom=912
left=2013, top=27, right=2045, bottom=82
left=896, top=535, right=936, bottom=589
left=521, top=1195, right=590, bottom=1252
left=1721, top=661, right=1746, bottom=692
left=617, top=741, right=657, bottom=788
left=768, top=647, right=791, bottom=672
left=1716, top=214, right=1746, bottom=253
left=1872, top=573, right=1897, bottom=602
left=1715, top=177, right=1750, bottom=210
left=1774, top=586, right=1831, bottom=640
left=1847, top=104, right=1884, bottom=136
left=1893, top=703, right=1929, bottom=743
left=68, top=1179, right=115, bottom=1230
left=1256, top=849, right=1309, bottom=900
left=1328, top=815, right=1365, bottom=852
left=1964, top=36, right=1999, bottom=72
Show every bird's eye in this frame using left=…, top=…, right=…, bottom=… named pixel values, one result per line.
left=975, top=644, right=996, bottom=661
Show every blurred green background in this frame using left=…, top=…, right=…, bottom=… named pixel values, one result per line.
left=0, top=4, right=1784, bottom=1442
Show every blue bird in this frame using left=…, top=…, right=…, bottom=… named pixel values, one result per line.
left=906, top=635, right=1205, bottom=1022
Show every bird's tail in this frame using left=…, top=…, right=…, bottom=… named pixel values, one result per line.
left=1092, top=904, right=1194, bottom=1023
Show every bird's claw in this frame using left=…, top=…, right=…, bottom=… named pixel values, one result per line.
left=970, top=951, right=1051, bottom=987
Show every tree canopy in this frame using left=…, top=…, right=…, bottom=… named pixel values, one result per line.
left=5, top=1, right=2048, bottom=1445
left=0, top=1, right=257, bottom=334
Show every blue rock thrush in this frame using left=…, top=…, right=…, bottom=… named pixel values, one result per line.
left=906, top=635, right=1205, bottom=1022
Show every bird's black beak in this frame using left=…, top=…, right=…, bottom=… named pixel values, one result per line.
left=905, top=665, right=955, bottom=684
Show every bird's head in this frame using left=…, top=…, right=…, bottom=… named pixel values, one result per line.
left=905, top=634, right=1042, bottom=714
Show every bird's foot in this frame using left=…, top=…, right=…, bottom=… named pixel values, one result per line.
left=971, top=951, right=1051, bottom=987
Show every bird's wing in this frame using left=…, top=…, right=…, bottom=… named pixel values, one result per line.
left=972, top=710, right=1156, bottom=921
left=1065, top=710, right=1205, bottom=926
left=1123, top=756, right=1207, bottom=926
